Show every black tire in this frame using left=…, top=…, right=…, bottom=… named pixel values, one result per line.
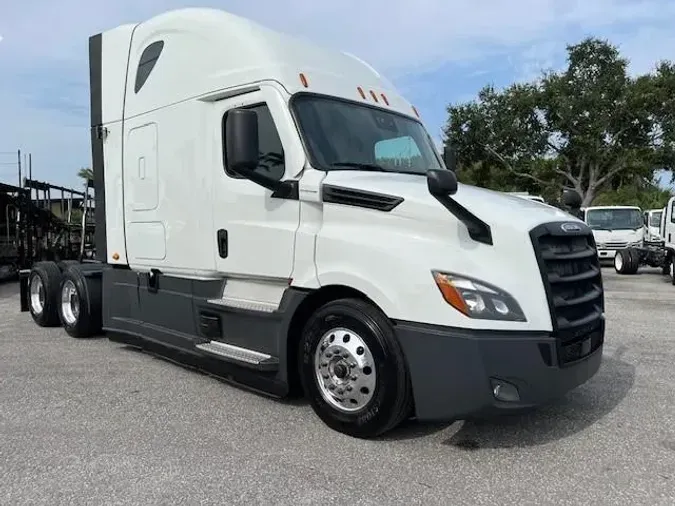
left=298, top=298, right=412, bottom=439
left=614, top=250, right=630, bottom=274
left=27, top=261, right=62, bottom=327
left=626, top=248, right=640, bottom=274
left=57, top=264, right=103, bottom=338
left=661, top=256, right=670, bottom=276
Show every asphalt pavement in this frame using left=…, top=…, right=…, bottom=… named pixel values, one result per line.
left=1, top=267, right=674, bottom=505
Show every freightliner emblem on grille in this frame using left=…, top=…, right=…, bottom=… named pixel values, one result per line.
left=561, top=222, right=582, bottom=232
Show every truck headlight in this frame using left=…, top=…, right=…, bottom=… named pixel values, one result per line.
left=432, top=271, right=526, bottom=322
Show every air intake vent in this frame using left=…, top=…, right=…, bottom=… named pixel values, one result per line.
left=530, top=221, right=605, bottom=365
left=322, top=185, right=403, bottom=212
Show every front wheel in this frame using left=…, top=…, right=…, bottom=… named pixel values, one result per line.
left=614, top=250, right=629, bottom=274
left=299, top=298, right=412, bottom=439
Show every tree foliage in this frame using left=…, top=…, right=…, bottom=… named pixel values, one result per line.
left=444, top=37, right=675, bottom=206
left=77, top=167, right=93, bottom=182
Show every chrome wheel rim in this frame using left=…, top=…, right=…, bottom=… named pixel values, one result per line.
left=29, top=275, right=45, bottom=314
left=615, top=253, right=623, bottom=271
left=314, top=328, right=377, bottom=413
left=60, top=280, right=80, bottom=325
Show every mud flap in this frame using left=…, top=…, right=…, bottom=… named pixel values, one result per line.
left=19, top=268, right=30, bottom=312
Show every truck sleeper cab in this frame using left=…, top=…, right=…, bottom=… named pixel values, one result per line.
left=19, top=8, right=604, bottom=439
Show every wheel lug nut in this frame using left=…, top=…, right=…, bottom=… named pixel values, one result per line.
left=346, top=386, right=353, bottom=392
left=351, top=375, right=357, bottom=381
left=349, top=362, right=357, bottom=368
left=337, top=388, right=344, bottom=394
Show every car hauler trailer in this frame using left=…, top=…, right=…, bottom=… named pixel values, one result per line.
left=2, top=177, right=94, bottom=280
left=19, top=8, right=605, bottom=438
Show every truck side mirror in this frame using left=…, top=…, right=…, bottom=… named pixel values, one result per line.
left=443, top=145, right=457, bottom=172
left=562, top=189, right=582, bottom=210
left=427, top=169, right=458, bottom=196
left=226, top=108, right=259, bottom=173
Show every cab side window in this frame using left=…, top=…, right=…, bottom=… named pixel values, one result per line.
left=671, top=201, right=675, bottom=223
left=223, top=104, right=285, bottom=181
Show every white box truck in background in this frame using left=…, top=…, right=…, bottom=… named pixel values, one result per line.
left=19, top=8, right=605, bottom=438
left=644, top=208, right=664, bottom=242
left=583, top=205, right=645, bottom=260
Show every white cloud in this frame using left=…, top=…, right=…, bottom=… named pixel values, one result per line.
left=1, top=0, right=674, bottom=187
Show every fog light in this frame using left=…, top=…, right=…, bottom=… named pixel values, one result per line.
left=490, top=378, right=520, bottom=402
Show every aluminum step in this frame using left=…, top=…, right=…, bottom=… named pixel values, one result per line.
left=195, top=341, right=279, bottom=371
left=206, top=297, right=278, bottom=313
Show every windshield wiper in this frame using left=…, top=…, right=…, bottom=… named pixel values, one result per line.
left=330, top=162, right=388, bottom=172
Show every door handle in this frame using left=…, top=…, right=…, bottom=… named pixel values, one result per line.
left=217, top=229, right=228, bottom=258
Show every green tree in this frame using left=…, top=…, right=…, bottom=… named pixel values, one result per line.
left=444, top=38, right=675, bottom=207
left=77, top=167, right=93, bottom=182
left=593, top=175, right=673, bottom=210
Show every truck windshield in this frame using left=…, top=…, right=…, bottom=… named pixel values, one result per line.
left=586, top=208, right=644, bottom=230
left=291, top=94, right=443, bottom=175
left=649, top=211, right=662, bottom=227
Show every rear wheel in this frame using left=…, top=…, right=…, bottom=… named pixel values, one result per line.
left=28, top=261, right=62, bottom=327
left=626, top=248, right=640, bottom=274
left=614, top=250, right=629, bottom=274
left=299, top=298, right=412, bottom=439
left=58, top=265, right=103, bottom=338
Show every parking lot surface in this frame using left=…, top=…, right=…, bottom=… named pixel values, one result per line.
left=1, top=267, right=674, bottom=505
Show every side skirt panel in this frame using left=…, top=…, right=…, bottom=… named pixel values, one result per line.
left=101, top=267, right=311, bottom=397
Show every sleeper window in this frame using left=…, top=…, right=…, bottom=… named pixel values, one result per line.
left=135, top=41, right=164, bottom=93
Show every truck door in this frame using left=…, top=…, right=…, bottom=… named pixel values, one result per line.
left=665, top=198, right=675, bottom=250
left=211, top=87, right=303, bottom=281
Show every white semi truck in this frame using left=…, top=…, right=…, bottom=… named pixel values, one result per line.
left=18, top=8, right=605, bottom=438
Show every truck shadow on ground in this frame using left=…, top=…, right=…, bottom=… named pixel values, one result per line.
left=114, top=340, right=634, bottom=447
left=0, top=280, right=19, bottom=299
left=382, top=354, right=635, bottom=447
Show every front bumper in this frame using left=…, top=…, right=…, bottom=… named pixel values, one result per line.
left=597, top=249, right=617, bottom=260
left=393, top=319, right=604, bottom=421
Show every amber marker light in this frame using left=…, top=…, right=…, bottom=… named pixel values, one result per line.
left=432, top=271, right=469, bottom=316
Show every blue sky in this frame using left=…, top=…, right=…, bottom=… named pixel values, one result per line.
left=1, top=0, right=674, bottom=190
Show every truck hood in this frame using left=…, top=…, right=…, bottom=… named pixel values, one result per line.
left=322, top=171, right=577, bottom=230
